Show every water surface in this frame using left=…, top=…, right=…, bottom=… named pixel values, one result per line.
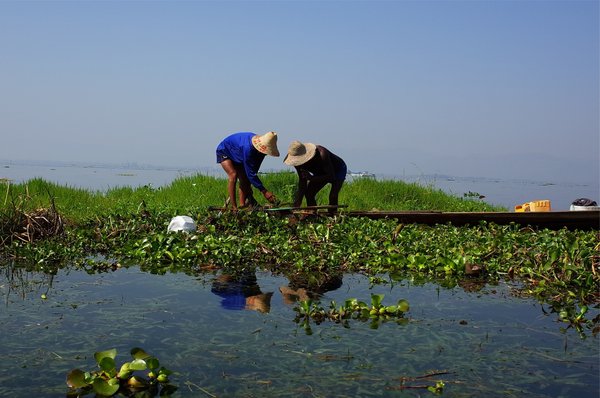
left=1, top=266, right=597, bottom=397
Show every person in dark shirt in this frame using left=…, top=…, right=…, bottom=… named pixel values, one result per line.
left=283, top=141, right=347, bottom=213
left=216, top=131, right=280, bottom=210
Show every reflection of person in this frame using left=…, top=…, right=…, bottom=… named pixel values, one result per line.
left=283, top=141, right=347, bottom=213
left=279, top=286, right=310, bottom=305
left=216, top=131, right=280, bottom=210
left=279, top=274, right=343, bottom=305
left=211, top=272, right=273, bottom=313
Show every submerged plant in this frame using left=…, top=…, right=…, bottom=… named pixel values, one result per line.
left=293, top=293, right=410, bottom=332
left=66, top=347, right=176, bottom=397
left=428, top=380, right=445, bottom=395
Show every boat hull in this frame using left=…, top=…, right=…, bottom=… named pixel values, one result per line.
left=345, top=210, right=600, bottom=231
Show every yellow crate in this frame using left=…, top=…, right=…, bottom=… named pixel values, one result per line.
left=514, top=200, right=551, bottom=212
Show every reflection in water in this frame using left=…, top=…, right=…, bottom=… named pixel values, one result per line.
left=210, top=271, right=344, bottom=310
left=280, top=274, right=343, bottom=305
left=1, top=260, right=55, bottom=305
left=210, top=272, right=273, bottom=313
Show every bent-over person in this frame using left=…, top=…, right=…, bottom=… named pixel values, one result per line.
left=283, top=141, right=347, bottom=214
left=216, top=131, right=280, bottom=210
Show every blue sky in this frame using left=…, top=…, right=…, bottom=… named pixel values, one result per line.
left=1, top=0, right=598, bottom=184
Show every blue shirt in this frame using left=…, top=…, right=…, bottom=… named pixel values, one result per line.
left=216, top=132, right=266, bottom=191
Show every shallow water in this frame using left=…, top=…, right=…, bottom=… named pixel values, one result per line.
left=1, top=265, right=597, bottom=397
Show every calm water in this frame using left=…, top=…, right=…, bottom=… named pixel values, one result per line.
left=1, top=160, right=598, bottom=210
left=1, top=265, right=598, bottom=397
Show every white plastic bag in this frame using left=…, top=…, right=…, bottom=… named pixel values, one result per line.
left=167, top=215, right=196, bottom=232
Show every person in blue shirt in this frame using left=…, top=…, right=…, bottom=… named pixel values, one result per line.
left=283, top=141, right=347, bottom=214
left=216, top=131, right=280, bottom=210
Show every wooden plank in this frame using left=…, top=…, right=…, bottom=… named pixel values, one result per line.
left=207, top=204, right=348, bottom=212
left=265, top=205, right=348, bottom=212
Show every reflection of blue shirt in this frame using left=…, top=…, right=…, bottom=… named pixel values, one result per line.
left=212, top=284, right=247, bottom=310
left=218, top=293, right=247, bottom=310
left=211, top=272, right=261, bottom=311
left=216, top=132, right=266, bottom=191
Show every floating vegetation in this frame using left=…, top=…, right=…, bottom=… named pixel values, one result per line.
left=3, top=206, right=598, bottom=332
left=293, top=294, right=410, bottom=334
left=66, top=347, right=176, bottom=397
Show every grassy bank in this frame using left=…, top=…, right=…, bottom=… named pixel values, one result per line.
left=0, top=172, right=504, bottom=224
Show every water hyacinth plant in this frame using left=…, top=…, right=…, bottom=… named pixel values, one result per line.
left=294, top=293, right=411, bottom=334
left=66, top=347, right=176, bottom=397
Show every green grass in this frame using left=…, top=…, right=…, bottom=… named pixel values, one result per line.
left=0, top=172, right=505, bottom=224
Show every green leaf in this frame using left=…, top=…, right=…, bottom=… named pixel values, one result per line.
left=92, top=378, right=120, bottom=396
left=94, top=349, right=117, bottom=366
left=146, top=357, right=160, bottom=371
left=158, top=366, right=173, bottom=376
left=66, top=368, right=88, bottom=388
left=397, top=299, right=410, bottom=313
left=344, top=298, right=358, bottom=308
left=129, top=358, right=148, bottom=371
left=117, top=362, right=132, bottom=379
left=370, top=293, right=384, bottom=308
left=98, top=357, right=116, bottom=373
left=131, top=347, right=151, bottom=360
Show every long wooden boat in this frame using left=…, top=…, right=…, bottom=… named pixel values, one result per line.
left=209, top=205, right=599, bottom=231
left=344, top=210, right=599, bottom=231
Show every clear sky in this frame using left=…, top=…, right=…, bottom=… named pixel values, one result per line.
left=1, top=0, right=598, bottom=184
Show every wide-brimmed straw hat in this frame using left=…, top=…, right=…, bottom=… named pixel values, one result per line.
left=252, top=131, right=280, bottom=157
left=283, top=141, right=317, bottom=166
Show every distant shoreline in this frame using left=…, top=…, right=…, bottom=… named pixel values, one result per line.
left=1, top=158, right=595, bottom=188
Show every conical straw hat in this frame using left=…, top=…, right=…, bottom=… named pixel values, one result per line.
left=283, top=141, right=317, bottom=166
left=252, top=131, right=280, bottom=157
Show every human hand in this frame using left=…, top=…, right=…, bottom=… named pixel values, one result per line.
left=263, top=191, right=278, bottom=204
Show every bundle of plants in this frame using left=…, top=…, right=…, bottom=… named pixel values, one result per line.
left=1, top=202, right=64, bottom=247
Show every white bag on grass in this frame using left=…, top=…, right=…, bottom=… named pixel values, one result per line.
left=168, top=216, right=196, bottom=233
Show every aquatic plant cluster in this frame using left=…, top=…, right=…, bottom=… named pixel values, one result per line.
left=4, top=207, right=598, bottom=332
left=66, top=347, right=175, bottom=397
left=293, top=293, right=411, bottom=334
